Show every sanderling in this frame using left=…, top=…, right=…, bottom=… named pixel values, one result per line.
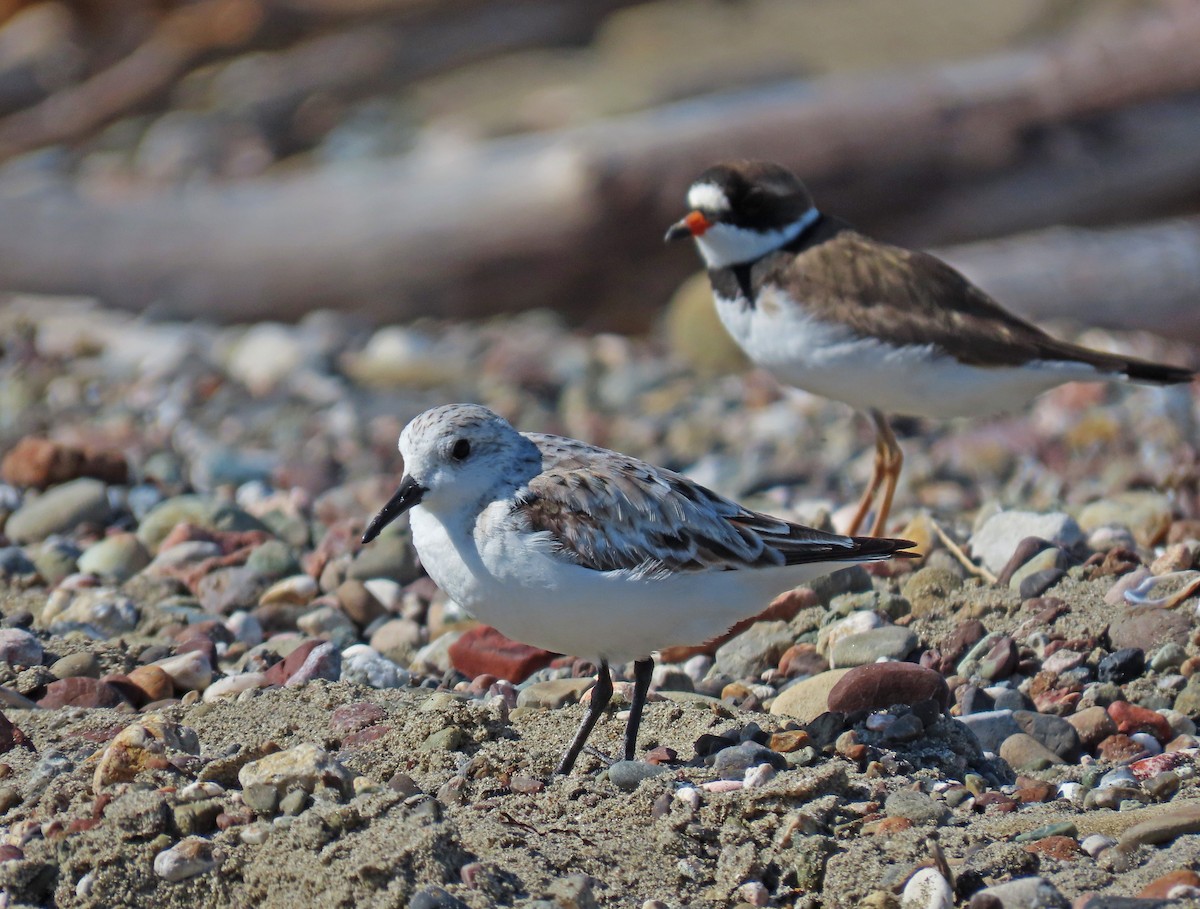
left=667, top=160, right=1195, bottom=536
left=362, top=403, right=915, bottom=773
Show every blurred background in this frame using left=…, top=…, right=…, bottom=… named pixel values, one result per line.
left=0, top=0, right=1198, bottom=337
left=0, top=0, right=1196, bottom=529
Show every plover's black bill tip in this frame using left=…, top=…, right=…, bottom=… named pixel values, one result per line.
left=361, top=475, right=426, bottom=545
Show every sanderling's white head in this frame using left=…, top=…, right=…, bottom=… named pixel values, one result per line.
left=361, top=403, right=540, bottom=542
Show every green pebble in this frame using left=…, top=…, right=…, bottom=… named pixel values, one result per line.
left=1014, top=821, right=1077, bottom=843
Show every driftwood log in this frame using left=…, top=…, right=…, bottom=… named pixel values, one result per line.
left=2, top=3, right=1200, bottom=337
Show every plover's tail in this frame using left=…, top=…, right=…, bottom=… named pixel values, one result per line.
left=1116, top=356, right=1195, bottom=386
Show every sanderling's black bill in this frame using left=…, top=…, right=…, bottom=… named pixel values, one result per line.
left=361, top=475, right=426, bottom=544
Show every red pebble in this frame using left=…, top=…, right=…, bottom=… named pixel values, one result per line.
left=1096, top=734, right=1148, bottom=763
left=341, top=725, right=390, bottom=747
left=1129, top=751, right=1187, bottom=781
left=329, top=702, right=386, bottom=736
left=448, top=625, right=556, bottom=684
left=1108, top=701, right=1172, bottom=743
left=37, top=678, right=127, bottom=709
left=1138, top=870, right=1200, bottom=898
left=827, top=663, right=950, bottom=713
left=0, top=712, right=33, bottom=754
left=263, top=640, right=322, bottom=686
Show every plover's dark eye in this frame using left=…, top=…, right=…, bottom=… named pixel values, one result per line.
left=451, top=439, right=471, bottom=461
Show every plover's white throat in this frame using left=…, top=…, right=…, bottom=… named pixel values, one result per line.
left=362, top=403, right=915, bottom=773
left=667, top=159, right=1195, bottom=537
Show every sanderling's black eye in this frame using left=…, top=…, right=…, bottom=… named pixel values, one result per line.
left=451, top=439, right=471, bottom=461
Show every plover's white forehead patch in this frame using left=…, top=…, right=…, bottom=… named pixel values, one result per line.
left=688, top=182, right=731, bottom=213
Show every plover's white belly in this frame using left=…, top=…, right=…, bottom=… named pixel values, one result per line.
left=715, top=290, right=1105, bottom=419
left=411, top=505, right=855, bottom=664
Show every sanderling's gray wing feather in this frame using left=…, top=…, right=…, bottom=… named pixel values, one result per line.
left=513, top=434, right=890, bottom=575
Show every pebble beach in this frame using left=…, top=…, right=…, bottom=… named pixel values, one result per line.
left=0, top=294, right=1197, bottom=908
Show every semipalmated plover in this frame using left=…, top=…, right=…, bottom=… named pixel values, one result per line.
left=667, top=160, right=1195, bottom=535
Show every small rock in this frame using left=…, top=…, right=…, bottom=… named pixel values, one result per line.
left=827, top=663, right=949, bottom=714
left=1080, top=834, right=1116, bottom=858
left=40, top=587, right=139, bottom=637
left=770, top=669, right=853, bottom=723
left=970, top=511, right=1083, bottom=574
left=341, top=644, right=407, bottom=688
left=829, top=626, right=918, bottom=668
left=202, top=672, right=267, bottom=702
left=368, top=617, right=423, bottom=666
left=1, top=437, right=126, bottom=489
left=999, top=733, right=1065, bottom=771
left=957, top=710, right=1022, bottom=754
left=282, top=641, right=340, bottom=686
left=77, top=533, right=150, bottom=583
left=816, top=611, right=882, bottom=657
left=38, top=677, right=126, bottom=709
left=777, top=643, right=829, bottom=678
left=152, top=651, right=213, bottom=693
left=127, top=665, right=175, bottom=702
left=1079, top=491, right=1172, bottom=547
left=714, top=620, right=793, bottom=679
left=1013, top=711, right=1080, bottom=760
left=607, top=760, right=669, bottom=792
left=153, top=837, right=217, bottom=882
left=901, top=869, right=953, bottom=909
left=334, top=579, right=386, bottom=627
left=449, top=624, right=555, bottom=683
left=4, top=478, right=112, bottom=543
left=93, top=714, right=201, bottom=793
left=50, top=651, right=100, bottom=679
left=967, top=876, right=1068, bottom=909
left=978, top=635, right=1019, bottom=681
left=238, top=743, right=356, bottom=800
left=1138, top=870, right=1200, bottom=899
left=0, top=711, right=32, bottom=754
left=517, top=678, right=595, bottom=710
left=1108, top=701, right=1172, bottom=742
left=884, top=789, right=947, bottom=825
left=0, top=628, right=42, bottom=667
left=1066, top=705, right=1118, bottom=749
left=712, top=742, right=786, bottom=779
left=1097, top=648, right=1145, bottom=684
left=1110, top=607, right=1190, bottom=651
left=1119, top=801, right=1200, bottom=848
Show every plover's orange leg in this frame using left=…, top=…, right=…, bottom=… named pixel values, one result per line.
left=869, top=411, right=903, bottom=538
left=845, top=410, right=890, bottom=536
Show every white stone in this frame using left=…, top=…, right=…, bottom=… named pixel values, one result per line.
left=203, top=672, right=267, bottom=702
left=226, top=611, right=263, bottom=647
left=153, top=837, right=217, bottom=882
left=152, top=651, right=213, bottom=692
left=816, top=611, right=882, bottom=657
left=969, top=510, right=1083, bottom=574
left=900, top=868, right=954, bottom=909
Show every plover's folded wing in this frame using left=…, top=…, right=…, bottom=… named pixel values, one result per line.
left=514, top=434, right=911, bottom=575
left=775, top=231, right=1193, bottom=382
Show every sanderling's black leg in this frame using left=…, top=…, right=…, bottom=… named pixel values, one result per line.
left=556, top=661, right=613, bottom=774
left=623, top=658, right=654, bottom=761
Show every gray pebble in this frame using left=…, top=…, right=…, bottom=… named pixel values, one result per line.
left=6, top=479, right=112, bottom=544
left=606, top=761, right=669, bottom=792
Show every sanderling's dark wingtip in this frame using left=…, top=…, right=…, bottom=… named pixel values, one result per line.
left=849, top=536, right=919, bottom=559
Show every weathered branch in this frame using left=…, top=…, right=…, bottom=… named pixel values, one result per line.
left=2, top=4, right=1200, bottom=332
left=0, top=0, right=264, bottom=160
left=936, top=217, right=1200, bottom=344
